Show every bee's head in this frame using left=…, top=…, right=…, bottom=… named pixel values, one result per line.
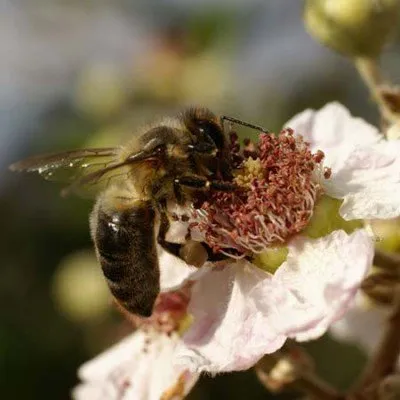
left=182, top=107, right=225, bottom=152
left=126, top=125, right=191, bottom=177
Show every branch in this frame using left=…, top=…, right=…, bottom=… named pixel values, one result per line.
left=255, top=345, right=344, bottom=400
left=351, top=289, right=400, bottom=398
left=293, top=370, right=344, bottom=400
left=354, top=57, right=400, bottom=127
left=374, top=249, right=400, bottom=271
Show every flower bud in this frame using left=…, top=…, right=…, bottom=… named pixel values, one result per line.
left=52, top=250, right=111, bottom=322
left=304, top=0, right=400, bottom=58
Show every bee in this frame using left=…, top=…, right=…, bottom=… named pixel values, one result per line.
left=10, top=107, right=268, bottom=317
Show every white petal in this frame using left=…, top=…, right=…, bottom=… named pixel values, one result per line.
left=330, top=295, right=389, bottom=354
left=73, top=330, right=199, bottom=400
left=285, top=102, right=382, bottom=172
left=285, top=103, right=400, bottom=220
left=387, top=123, right=400, bottom=141
left=165, top=203, right=191, bottom=244
left=275, top=229, right=374, bottom=341
left=177, top=230, right=373, bottom=374
left=165, top=220, right=190, bottom=245
left=176, top=262, right=287, bottom=373
left=77, top=332, right=145, bottom=382
left=324, top=141, right=400, bottom=220
left=158, top=247, right=199, bottom=292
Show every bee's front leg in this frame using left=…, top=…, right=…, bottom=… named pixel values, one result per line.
left=174, top=175, right=237, bottom=191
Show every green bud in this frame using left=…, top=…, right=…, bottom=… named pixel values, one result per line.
left=304, top=0, right=400, bottom=58
left=304, top=195, right=363, bottom=239
left=253, top=246, right=289, bottom=273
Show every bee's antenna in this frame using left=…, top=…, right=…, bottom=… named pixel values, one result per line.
left=221, top=116, right=269, bottom=133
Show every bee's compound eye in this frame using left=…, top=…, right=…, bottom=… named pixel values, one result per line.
left=153, top=144, right=167, bottom=157
left=195, top=120, right=224, bottom=150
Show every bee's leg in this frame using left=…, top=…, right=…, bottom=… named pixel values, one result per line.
left=157, top=208, right=182, bottom=257
left=157, top=206, right=227, bottom=262
left=187, top=142, right=216, bottom=155
left=174, top=175, right=237, bottom=191
left=173, top=180, right=185, bottom=205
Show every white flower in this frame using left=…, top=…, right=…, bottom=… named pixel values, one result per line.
left=176, top=229, right=373, bottom=372
left=161, top=102, right=400, bottom=374
left=73, top=330, right=199, bottom=400
left=75, top=103, right=399, bottom=381
left=286, top=102, right=400, bottom=220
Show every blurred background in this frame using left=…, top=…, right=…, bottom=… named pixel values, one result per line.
left=2, top=1, right=400, bottom=399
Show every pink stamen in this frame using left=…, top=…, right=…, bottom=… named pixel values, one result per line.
left=192, top=129, right=329, bottom=255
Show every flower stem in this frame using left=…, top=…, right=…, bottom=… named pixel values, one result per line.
left=354, top=57, right=400, bottom=126
left=351, top=288, right=400, bottom=398
left=255, top=346, right=343, bottom=400
left=292, top=371, right=344, bottom=400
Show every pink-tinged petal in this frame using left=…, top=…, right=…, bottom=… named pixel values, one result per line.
left=275, top=229, right=374, bottom=341
left=73, top=330, right=199, bottom=400
left=285, top=102, right=382, bottom=172
left=324, top=141, right=400, bottom=220
left=158, top=247, right=199, bottom=292
left=176, top=262, right=287, bottom=373
left=330, top=295, right=389, bottom=354
left=177, top=230, right=372, bottom=373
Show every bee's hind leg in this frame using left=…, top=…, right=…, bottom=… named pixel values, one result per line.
left=157, top=207, right=182, bottom=258
left=157, top=205, right=226, bottom=265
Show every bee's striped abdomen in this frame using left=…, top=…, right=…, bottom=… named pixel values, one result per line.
left=93, top=200, right=159, bottom=317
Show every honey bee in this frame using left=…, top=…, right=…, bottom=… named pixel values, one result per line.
left=10, top=107, right=268, bottom=317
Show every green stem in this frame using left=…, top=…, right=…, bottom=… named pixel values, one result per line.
left=354, top=57, right=400, bottom=127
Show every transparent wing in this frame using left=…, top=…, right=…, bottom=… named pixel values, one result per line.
left=10, top=148, right=117, bottom=181
left=9, top=147, right=127, bottom=198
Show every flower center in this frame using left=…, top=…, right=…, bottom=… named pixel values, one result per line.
left=192, top=129, right=330, bottom=256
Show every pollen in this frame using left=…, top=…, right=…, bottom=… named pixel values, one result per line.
left=192, top=129, right=329, bottom=255
left=234, top=158, right=264, bottom=187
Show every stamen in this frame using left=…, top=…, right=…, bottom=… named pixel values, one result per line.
left=192, top=129, right=329, bottom=255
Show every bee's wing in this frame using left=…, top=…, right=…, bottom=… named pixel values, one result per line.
left=9, top=147, right=130, bottom=198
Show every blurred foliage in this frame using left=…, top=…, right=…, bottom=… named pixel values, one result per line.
left=2, top=1, right=400, bottom=399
